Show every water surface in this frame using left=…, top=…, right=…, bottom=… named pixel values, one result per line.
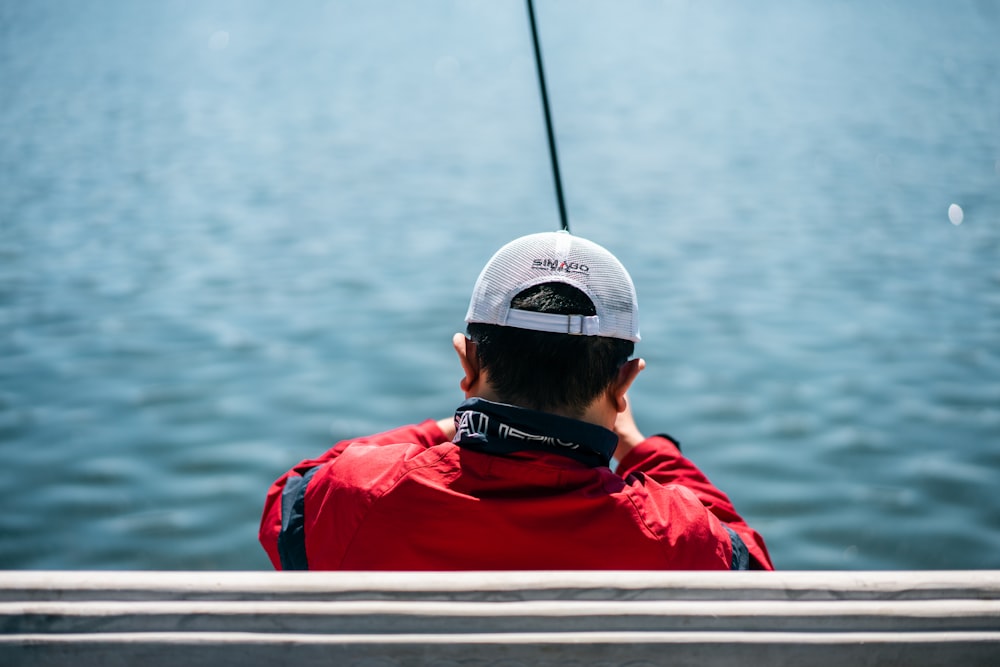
left=1, top=0, right=998, bottom=570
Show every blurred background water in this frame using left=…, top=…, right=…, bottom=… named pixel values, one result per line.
left=1, top=0, right=998, bottom=570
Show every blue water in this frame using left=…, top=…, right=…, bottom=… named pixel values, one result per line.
left=1, top=0, right=998, bottom=570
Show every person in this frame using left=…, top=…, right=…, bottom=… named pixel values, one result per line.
left=259, top=231, right=773, bottom=570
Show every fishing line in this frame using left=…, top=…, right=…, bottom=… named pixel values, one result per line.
left=525, top=0, right=569, bottom=232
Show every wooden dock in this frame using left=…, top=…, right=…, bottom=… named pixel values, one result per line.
left=2, top=570, right=998, bottom=665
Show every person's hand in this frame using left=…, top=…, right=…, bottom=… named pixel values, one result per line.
left=436, top=416, right=457, bottom=441
left=612, top=395, right=646, bottom=463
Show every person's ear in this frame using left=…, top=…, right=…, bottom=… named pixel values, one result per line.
left=610, top=358, right=645, bottom=413
left=452, top=333, right=481, bottom=395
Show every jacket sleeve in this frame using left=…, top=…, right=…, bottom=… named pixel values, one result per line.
left=259, top=419, right=450, bottom=570
left=617, top=435, right=774, bottom=570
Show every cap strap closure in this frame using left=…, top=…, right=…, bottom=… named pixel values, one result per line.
left=504, top=309, right=600, bottom=336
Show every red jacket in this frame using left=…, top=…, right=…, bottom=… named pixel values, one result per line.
left=260, top=400, right=773, bottom=570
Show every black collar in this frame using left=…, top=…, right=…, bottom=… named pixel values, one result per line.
left=451, top=398, right=617, bottom=468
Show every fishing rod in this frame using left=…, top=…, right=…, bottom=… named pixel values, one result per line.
left=525, top=0, right=569, bottom=232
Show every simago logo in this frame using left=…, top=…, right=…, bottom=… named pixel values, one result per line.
left=532, top=258, right=589, bottom=275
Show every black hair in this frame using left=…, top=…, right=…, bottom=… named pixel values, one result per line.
left=466, top=282, right=634, bottom=417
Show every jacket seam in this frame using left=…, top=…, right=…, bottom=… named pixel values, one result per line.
left=335, top=445, right=457, bottom=568
left=623, top=478, right=729, bottom=569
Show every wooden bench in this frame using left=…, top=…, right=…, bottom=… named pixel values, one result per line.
left=2, top=570, right=998, bottom=666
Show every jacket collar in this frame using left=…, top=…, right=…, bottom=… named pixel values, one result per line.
left=452, top=398, right=617, bottom=468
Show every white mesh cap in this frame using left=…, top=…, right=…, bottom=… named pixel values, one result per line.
left=465, top=231, right=640, bottom=342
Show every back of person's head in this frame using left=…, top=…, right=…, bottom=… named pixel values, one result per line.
left=464, top=232, right=640, bottom=418
left=467, top=283, right=633, bottom=416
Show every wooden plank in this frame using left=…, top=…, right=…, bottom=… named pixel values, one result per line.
left=3, top=631, right=1000, bottom=667
left=2, top=570, right=999, bottom=602
left=3, top=598, right=1000, bottom=634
